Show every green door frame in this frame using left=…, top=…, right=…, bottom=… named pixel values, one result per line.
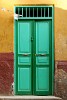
left=14, top=5, right=54, bottom=95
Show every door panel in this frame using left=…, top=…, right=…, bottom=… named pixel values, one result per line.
left=35, top=20, right=52, bottom=95
left=36, top=67, right=49, bottom=91
left=18, top=67, right=31, bottom=91
left=17, top=21, right=32, bottom=94
left=36, top=56, right=49, bottom=64
left=18, top=56, right=31, bottom=64
left=36, top=22, right=49, bottom=54
left=18, top=22, right=31, bottom=54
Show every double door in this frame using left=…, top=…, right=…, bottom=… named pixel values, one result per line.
left=15, top=20, right=53, bottom=95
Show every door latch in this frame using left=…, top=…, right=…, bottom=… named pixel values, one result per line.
left=31, top=37, right=33, bottom=41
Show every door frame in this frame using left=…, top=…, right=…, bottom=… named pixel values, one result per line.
left=14, top=6, right=54, bottom=95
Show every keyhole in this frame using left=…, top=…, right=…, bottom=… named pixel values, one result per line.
left=31, top=37, right=33, bottom=41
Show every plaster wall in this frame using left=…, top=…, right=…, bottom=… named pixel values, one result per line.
left=0, top=0, right=67, bottom=60
left=0, top=0, right=67, bottom=99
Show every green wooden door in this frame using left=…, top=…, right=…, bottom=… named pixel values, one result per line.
left=15, top=20, right=33, bottom=95
left=34, top=20, right=52, bottom=95
left=14, top=20, right=53, bottom=95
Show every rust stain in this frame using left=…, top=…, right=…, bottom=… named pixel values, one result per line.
left=57, top=61, right=67, bottom=73
left=0, top=53, right=13, bottom=95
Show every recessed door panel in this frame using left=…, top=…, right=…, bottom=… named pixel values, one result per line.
left=36, top=57, right=49, bottom=65
left=18, top=56, right=31, bottom=65
left=36, top=22, right=49, bottom=54
left=18, top=22, right=31, bottom=54
left=18, top=67, right=31, bottom=91
left=36, top=67, right=49, bottom=91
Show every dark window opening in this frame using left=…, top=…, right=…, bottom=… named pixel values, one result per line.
left=18, top=8, right=22, bottom=17
left=45, top=7, right=48, bottom=17
left=42, top=8, right=44, bottom=17
left=30, top=8, right=33, bottom=17
left=15, top=6, right=52, bottom=18
left=16, top=7, right=18, bottom=14
left=49, top=7, right=52, bottom=17
left=27, top=8, right=29, bottom=17
left=34, top=7, right=37, bottom=17
left=38, top=8, right=41, bottom=17
left=23, top=8, right=26, bottom=17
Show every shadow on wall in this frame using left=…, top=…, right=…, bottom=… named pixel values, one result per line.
left=0, top=7, right=67, bottom=100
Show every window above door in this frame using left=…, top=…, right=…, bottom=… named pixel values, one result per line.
left=14, top=6, right=54, bottom=19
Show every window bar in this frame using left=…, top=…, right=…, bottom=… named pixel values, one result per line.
left=29, top=8, right=30, bottom=17
left=48, top=7, right=49, bottom=17
left=18, top=8, right=19, bottom=15
left=18, top=8, right=22, bottom=17
left=18, top=8, right=19, bottom=18
left=41, top=8, right=42, bottom=17
left=21, top=8, right=22, bottom=17
left=26, top=7, right=27, bottom=17
left=33, top=8, right=34, bottom=17
left=44, top=8, right=45, bottom=17
left=22, top=8, right=23, bottom=17
left=37, top=8, right=38, bottom=17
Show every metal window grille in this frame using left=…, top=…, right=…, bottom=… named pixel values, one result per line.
left=15, top=6, right=53, bottom=18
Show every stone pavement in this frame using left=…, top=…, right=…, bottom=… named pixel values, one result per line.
left=0, top=96, right=62, bottom=100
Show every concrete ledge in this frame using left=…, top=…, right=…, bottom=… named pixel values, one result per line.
left=0, top=96, right=62, bottom=100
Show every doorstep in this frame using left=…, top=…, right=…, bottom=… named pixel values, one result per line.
left=0, top=96, right=62, bottom=100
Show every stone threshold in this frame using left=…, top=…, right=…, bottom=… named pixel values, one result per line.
left=0, top=96, right=62, bottom=100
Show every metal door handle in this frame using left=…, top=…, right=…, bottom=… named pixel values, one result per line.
left=22, top=54, right=30, bottom=56
left=35, top=54, right=46, bottom=56
left=40, top=54, right=46, bottom=56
